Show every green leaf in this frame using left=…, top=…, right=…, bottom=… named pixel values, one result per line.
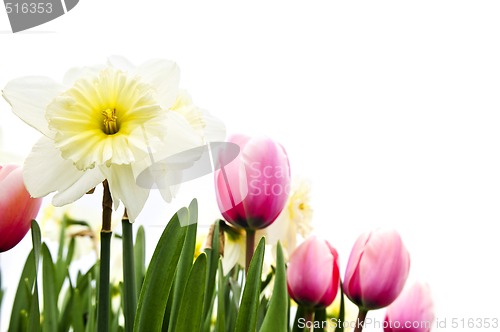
left=202, top=220, right=221, bottom=331
left=134, top=225, right=146, bottom=298
left=292, top=305, right=306, bottom=332
left=70, top=288, right=86, bottom=332
left=234, top=237, right=266, bottom=332
left=122, top=219, right=137, bottom=332
left=256, top=296, right=269, bottom=331
left=42, top=244, right=59, bottom=332
left=85, top=273, right=97, bottom=332
left=133, top=207, right=189, bottom=332
left=226, top=267, right=242, bottom=331
left=314, top=308, right=326, bottom=332
left=28, top=220, right=42, bottom=332
left=167, top=199, right=198, bottom=332
left=8, top=250, right=36, bottom=332
left=334, top=281, right=345, bottom=332
left=215, top=261, right=226, bottom=332
left=259, top=242, right=289, bottom=332
left=172, top=254, right=207, bottom=332
left=31, top=220, right=42, bottom=272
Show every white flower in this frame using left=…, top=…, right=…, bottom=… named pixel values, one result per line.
left=258, top=177, right=313, bottom=259
left=2, top=57, right=224, bottom=221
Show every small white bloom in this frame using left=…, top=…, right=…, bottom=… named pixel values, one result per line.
left=258, top=177, right=313, bottom=260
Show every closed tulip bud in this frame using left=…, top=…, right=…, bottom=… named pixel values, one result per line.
left=287, top=236, right=340, bottom=308
left=384, top=282, right=434, bottom=332
left=344, top=229, right=410, bottom=310
left=0, top=164, right=42, bottom=252
left=215, top=134, right=290, bottom=230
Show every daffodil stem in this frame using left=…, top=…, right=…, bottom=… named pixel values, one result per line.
left=353, top=308, right=368, bottom=332
left=122, top=211, right=137, bottom=332
left=97, top=180, right=113, bottom=332
left=97, top=231, right=111, bottom=332
left=245, top=229, right=255, bottom=273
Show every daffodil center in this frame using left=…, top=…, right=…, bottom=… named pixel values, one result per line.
left=102, top=108, right=118, bottom=135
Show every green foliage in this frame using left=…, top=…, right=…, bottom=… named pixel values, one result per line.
left=5, top=200, right=292, bottom=332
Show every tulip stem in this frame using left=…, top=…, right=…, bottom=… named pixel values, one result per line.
left=97, top=180, right=113, bottom=332
left=122, top=210, right=137, bottom=332
left=245, top=229, right=256, bottom=273
left=303, top=308, right=315, bottom=332
left=353, top=308, right=368, bottom=332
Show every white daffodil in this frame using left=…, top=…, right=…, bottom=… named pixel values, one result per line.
left=2, top=57, right=224, bottom=221
left=258, top=177, right=313, bottom=260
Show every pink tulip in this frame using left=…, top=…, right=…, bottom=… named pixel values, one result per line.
left=384, top=282, right=434, bottom=332
left=215, top=134, right=290, bottom=230
left=344, top=229, right=410, bottom=310
left=0, top=164, right=42, bottom=252
left=287, top=236, right=340, bottom=308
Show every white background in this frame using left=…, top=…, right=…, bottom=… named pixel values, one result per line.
left=1, top=1, right=500, bottom=331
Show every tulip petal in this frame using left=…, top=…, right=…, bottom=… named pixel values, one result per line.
left=241, top=137, right=290, bottom=229
left=344, top=232, right=371, bottom=304
left=359, top=230, right=410, bottom=309
left=384, top=282, right=434, bottom=332
left=2, top=77, right=64, bottom=138
left=287, top=237, right=333, bottom=307
left=23, top=137, right=86, bottom=198
left=104, top=164, right=149, bottom=222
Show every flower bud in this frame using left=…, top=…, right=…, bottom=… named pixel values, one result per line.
left=215, top=134, right=290, bottom=230
left=0, top=164, right=42, bottom=252
left=287, top=236, right=340, bottom=308
left=344, top=229, right=410, bottom=310
left=384, top=282, right=434, bottom=332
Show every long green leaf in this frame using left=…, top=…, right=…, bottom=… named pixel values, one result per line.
left=216, top=261, right=226, bottom=332
left=202, top=220, right=221, bottom=331
left=134, top=225, right=146, bottom=299
left=234, top=237, right=266, bottom=332
left=259, top=242, right=288, bottom=332
left=133, top=207, right=188, bottom=332
left=28, top=220, right=42, bottom=332
left=167, top=199, right=198, bottom=331
left=8, top=250, right=35, bottom=332
left=334, top=281, right=345, bottom=332
left=292, top=305, right=306, bottom=332
left=42, top=244, right=59, bottom=332
left=59, top=273, right=76, bottom=332
left=314, top=308, right=326, bottom=332
left=122, top=219, right=137, bottom=332
left=172, top=254, right=207, bottom=332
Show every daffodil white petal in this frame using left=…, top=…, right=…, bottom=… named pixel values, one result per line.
left=103, top=164, right=149, bottom=222
left=200, top=109, right=226, bottom=142
left=134, top=59, right=180, bottom=109
left=159, top=184, right=180, bottom=203
left=2, top=77, right=64, bottom=138
left=62, top=65, right=105, bottom=87
left=23, top=137, right=85, bottom=198
left=107, top=55, right=135, bottom=72
left=108, top=56, right=180, bottom=109
left=222, top=237, right=245, bottom=275
left=131, top=112, right=201, bottom=180
left=52, top=167, right=105, bottom=206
